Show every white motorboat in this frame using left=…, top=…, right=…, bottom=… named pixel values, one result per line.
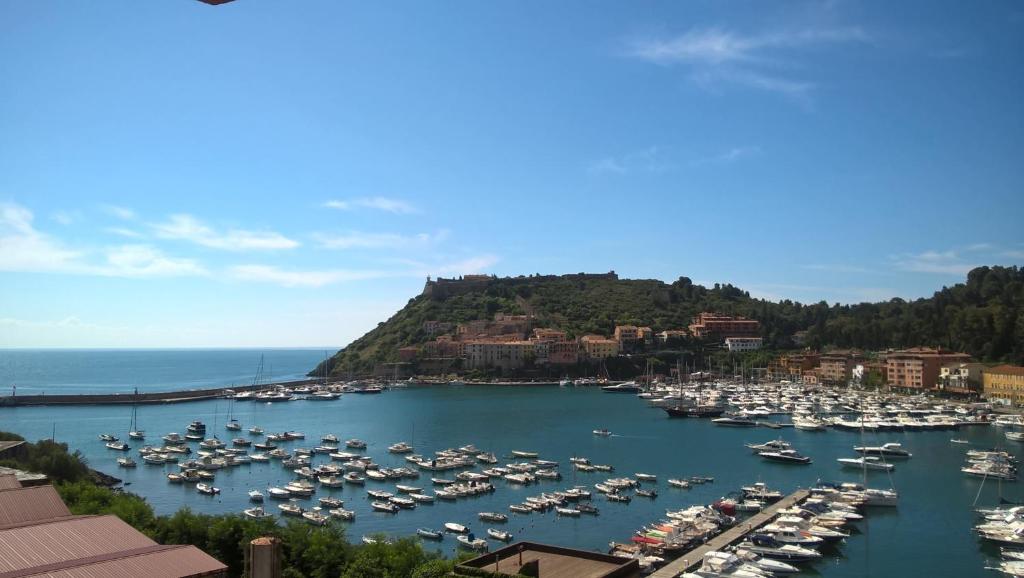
left=417, top=528, right=444, bottom=540
left=635, top=473, right=657, bottom=481
left=487, top=528, right=512, bottom=542
left=196, top=483, right=220, bottom=495
left=593, top=429, right=612, bottom=436
left=248, top=489, right=264, bottom=502
left=329, top=508, right=355, bottom=520
left=117, top=457, right=137, bottom=468
left=478, top=512, right=507, bottom=523
left=456, top=535, right=489, bottom=551
left=267, top=487, right=292, bottom=499
left=278, top=502, right=303, bottom=516
left=106, top=441, right=130, bottom=451
left=371, top=501, right=399, bottom=513
left=243, top=506, right=272, bottom=519
left=444, top=522, right=468, bottom=533
left=668, top=478, right=691, bottom=489
left=388, top=442, right=414, bottom=453
left=302, top=509, right=329, bottom=526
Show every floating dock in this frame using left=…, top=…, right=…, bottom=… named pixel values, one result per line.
left=649, top=488, right=811, bottom=578
left=0, top=379, right=319, bottom=407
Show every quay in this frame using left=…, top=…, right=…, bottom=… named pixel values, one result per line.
left=0, top=379, right=318, bottom=407
left=649, top=488, right=811, bottom=578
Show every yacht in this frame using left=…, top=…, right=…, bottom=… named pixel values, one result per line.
left=278, top=502, right=303, bottom=516
left=712, top=416, right=758, bottom=427
left=248, top=489, right=264, bottom=502
left=601, top=382, right=641, bottom=394
left=106, top=441, right=130, bottom=451
left=248, top=426, right=264, bottom=435
left=668, top=478, right=691, bottom=489
left=746, top=439, right=792, bottom=453
left=346, top=439, right=367, bottom=450
left=117, top=456, right=137, bottom=468
left=593, top=429, right=612, bottom=436
left=853, top=442, right=913, bottom=458
left=838, top=456, right=895, bottom=471
left=267, top=487, right=292, bottom=499
left=759, top=450, right=812, bottom=465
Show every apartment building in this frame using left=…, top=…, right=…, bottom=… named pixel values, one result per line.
left=580, top=335, right=619, bottom=360
left=885, top=347, right=972, bottom=391
left=725, top=337, right=763, bottom=352
left=463, top=340, right=535, bottom=371
left=818, top=350, right=866, bottom=385
left=688, top=312, right=760, bottom=340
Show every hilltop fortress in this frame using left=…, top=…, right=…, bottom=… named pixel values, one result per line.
left=422, top=271, right=619, bottom=299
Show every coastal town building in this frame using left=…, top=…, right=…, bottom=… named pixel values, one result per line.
left=464, top=340, right=535, bottom=371
left=422, top=320, right=454, bottom=335
left=725, top=337, right=763, bottom=352
left=983, top=365, right=1024, bottom=406
left=614, top=325, right=639, bottom=347
left=937, top=362, right=986, bottom=395
left=580, top=335, right=619, bottom=360
left=768, top=351, right=820, bottom=382
left=818, top=350, right=866, bottom=385
left=547, top=340, right=580, bottom=365
left=656, top=330, right=688, bottom=343
left=885, top=347, right=972, bottom=391
left=688, top=312, right=761, bottom=340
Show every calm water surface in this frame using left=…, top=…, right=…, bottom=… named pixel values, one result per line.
left=0, top=350, right=1012, bottom=576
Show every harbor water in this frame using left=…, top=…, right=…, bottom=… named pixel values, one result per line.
left=0, top=349, right=1015, bottom=577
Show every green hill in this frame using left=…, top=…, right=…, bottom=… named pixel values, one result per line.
left=312, top=266, right=1024, bottom=377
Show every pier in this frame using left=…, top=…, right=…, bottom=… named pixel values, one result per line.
left=649, top=488, right=811, bottom=578
left=0, top=379, right=319, bottom=407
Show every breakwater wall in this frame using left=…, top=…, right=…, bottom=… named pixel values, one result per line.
left=0, top=379, right=319, bottom=407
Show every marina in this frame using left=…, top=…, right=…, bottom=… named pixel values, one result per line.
left=1, top=352, right=1022, bottom=576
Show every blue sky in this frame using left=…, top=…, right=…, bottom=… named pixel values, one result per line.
left=1, top=1, right=1022, bottom=348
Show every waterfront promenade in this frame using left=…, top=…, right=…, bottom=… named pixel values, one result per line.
left=0, top=378, right=318, bottom=407
left=650, top=489, right=811, bottom=578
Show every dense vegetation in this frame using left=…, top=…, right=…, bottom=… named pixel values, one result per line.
left=314, top=266, right=1024, bottom=377
left=2, top=433, right=464, bottom=578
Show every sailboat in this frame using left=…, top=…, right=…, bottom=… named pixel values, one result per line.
left=128, top=388, right=145, bottom=440
left=225, top=394, right=241, bottom=431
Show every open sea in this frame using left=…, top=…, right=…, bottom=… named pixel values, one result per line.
left=0, top=349, right=1013, bottom=577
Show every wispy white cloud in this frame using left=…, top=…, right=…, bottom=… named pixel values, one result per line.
left=628, top=26, right=867, bottom=101
left=230, top=254, right=499, bottom=289
left=151, top=214, right=299, bottom=251
left=0, top=202, right=205, bottom=278
left=51, top=211, right=78, bottom=225
left=692, top=145, right=762, bottom=166
left=102, top=205, right=136, bottom=221
left=323, top=197, right=416, bottom=214
left=314, top=229, right=450, bottom=250
left=104, top=227, right=144, bottom=238
left=588, top=147, right=671, bottom=175
left=889, top=248, right=980, bottom=276
left=227, top=265, right=390, bottom=288
left=800, top=263, right=875, bottom=274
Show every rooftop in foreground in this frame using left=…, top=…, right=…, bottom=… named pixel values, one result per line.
left=455, top=541, right=639, bottom=578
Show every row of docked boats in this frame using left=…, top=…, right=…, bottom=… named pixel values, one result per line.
left=614, top=479, right=895, bottom=575
left=963, top=449, right=1018, bottom=481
